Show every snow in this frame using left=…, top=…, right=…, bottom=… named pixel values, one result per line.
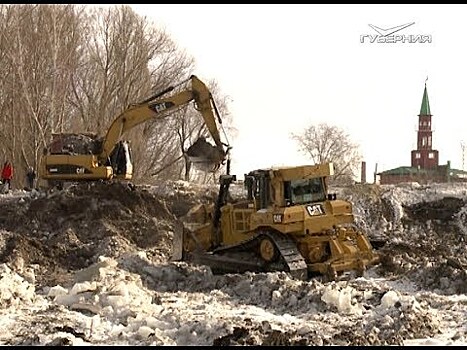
left=0, top=256, right=463, bottom=345
left=2, top=181, right=467, bottom=345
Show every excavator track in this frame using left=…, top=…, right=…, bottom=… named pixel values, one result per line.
left=187, top=230, right=308, bottom=281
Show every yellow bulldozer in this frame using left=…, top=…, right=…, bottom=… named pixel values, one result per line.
left=172, top=162, right=380, bottom=281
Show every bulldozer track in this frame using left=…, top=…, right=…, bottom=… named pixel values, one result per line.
left=189, top=230, right=308, bottom=280
left=263, top=230, right=308, bottom=280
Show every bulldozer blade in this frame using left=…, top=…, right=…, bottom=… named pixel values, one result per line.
left=171, top=220, right=185, bottom=261
left=186, top=137, right=224, bottom=172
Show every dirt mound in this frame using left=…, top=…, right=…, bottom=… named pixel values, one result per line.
left=0, top=182, right=180, bottom=288
left=371, top=195, right=467, bottom=293
left=403, top=197, right=465, bottom=223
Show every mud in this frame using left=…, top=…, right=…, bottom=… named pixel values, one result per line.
left=0, top=182, right=183, bottom=288
left=0, top=182, right=466, bottom=293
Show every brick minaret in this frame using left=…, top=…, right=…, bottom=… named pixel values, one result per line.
left=411, top=80, right=439, bottom=169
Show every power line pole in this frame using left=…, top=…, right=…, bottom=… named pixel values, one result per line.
left=461, top=141, right=466, bottom=171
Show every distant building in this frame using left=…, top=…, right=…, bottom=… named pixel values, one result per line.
left=378, top=80, right=467, bottom=185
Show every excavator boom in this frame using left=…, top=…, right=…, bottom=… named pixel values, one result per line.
left=100, top=75, right=227, bottom=169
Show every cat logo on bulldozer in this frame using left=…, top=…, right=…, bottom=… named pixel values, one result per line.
left=273, top=214, right=283, bottom=223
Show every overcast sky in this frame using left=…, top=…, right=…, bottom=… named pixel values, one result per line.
left=123, top=4, right=467, bottom=181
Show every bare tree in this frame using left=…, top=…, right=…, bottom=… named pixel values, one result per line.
left=0, top=4, right=234, bottom=188
left=68, top=5, right=196, bottom=184
left=291, top=123, right=361, bottom=185
left=0, top=4, right=85, bottom=188
left=70, top=5, right=157, bottom=133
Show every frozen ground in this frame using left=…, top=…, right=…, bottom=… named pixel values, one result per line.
left=1, top=180, right=467, bottom=345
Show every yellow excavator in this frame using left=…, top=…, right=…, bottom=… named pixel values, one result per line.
left=173, top=162, right=380, bottom=281
left=39, top=75, right=230, bottom=187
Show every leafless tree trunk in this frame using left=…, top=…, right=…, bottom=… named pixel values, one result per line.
left=291, top=123, right=362, bottom=185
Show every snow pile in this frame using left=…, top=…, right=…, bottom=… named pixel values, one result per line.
left=0, top=248, right=457, bottom=346
left=454, top=203, right=467, bottom=236
left=321, top=284, right=364, bottom=315
left=339, top=183, right=467, bottom=295
left=0, top=264, right=36, bottom=308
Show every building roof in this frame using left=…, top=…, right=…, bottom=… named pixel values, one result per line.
left=378, top=165, right=467, bottom=178
left=449, top=168, right=467, bottom=178
left=419, top=83, right=431, bottom=116
left=378, top=166, right=431, bottom=176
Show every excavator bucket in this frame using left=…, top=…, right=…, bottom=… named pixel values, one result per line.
left=186, top=137, right=225, bottom=172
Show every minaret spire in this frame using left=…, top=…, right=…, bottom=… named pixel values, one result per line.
left=420, top=78, right=431, bottom=116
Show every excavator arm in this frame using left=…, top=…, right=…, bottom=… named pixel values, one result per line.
left=100, top=75, right=229, bottom=169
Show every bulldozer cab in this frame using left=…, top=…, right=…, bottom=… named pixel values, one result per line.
left=284, top=177, right=327, bottom=206
left=244, top=163, right=333, bottom=210
left=244, top=170, right=271, bottom=210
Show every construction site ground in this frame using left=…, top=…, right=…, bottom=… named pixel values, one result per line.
left=1, top=181, right=467, bottom=345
